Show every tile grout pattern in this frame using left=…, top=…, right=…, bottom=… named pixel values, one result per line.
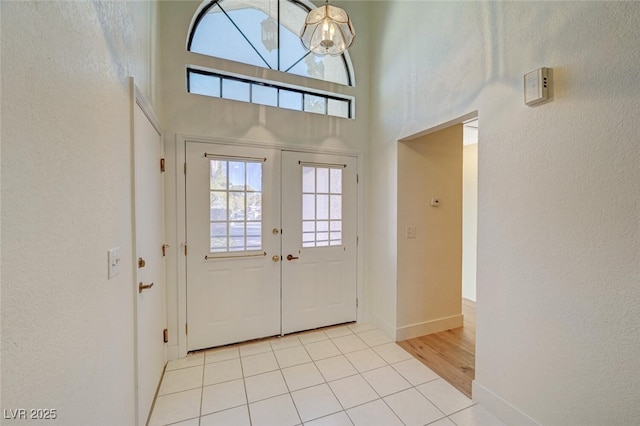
left=149, top=323, right=505, bottom=426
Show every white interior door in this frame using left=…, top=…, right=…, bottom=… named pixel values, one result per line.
left=186, top=142, right=281, bottom=351
left=281, top=151, right=358, bottom=334
left=134, top=101, right=166, bottom=425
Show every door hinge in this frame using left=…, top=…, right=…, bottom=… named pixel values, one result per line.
left=184, top=244, right=188, bottom=256
left=160, top=158, right=166, bottom=173
left=184, top=162, right=187, bottom=174
left=185, top=323, right=189, bottom=335
left=356, top=298, right=359, bottom=308
left=163, top=328, right=169, bottom=343
left=162, top=244, right=169, bottom=257
left=357, top=236, right=359, bottom=246
left=357, top=174, right=359, bottom=184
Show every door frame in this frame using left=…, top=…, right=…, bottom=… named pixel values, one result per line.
left=172, top=134, right=364, bottom=358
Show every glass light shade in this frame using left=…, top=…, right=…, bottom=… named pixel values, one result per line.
left=261, top=16, right=278, bottom=52
left=300, top=4, right=355, bottom=56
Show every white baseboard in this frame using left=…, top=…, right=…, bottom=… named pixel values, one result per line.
left=395, top=314, right=463, bottom=341
left=472, top=380, right=541, bottom=426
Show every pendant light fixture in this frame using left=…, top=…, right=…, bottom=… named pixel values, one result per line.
left=300, top=0, right=355, bottom=56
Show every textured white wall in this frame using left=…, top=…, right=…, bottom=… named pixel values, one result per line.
left=1, top=1, right=157, bottom=423
left=370, top=1, right=640, bottom=424
left=158, top=0, right=372, bottom=355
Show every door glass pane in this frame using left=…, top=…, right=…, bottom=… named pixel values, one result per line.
left=210, top=161, right=227, bottom=190
left=316, top=168, right=329, bottom=193
left=300, top=165, right=343, bottom=247
left=302, top=194, right=315, bottom=221
left=317, top=194, right=329, bottom=220
left=209, top=159, right=263, bottom=253
left=302, top=167, right=315, bottom=192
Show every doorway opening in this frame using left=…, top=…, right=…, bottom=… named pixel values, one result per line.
left=395, top=114, right=478, bottom=398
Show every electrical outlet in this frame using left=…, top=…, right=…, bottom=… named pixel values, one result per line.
left=108, top=247, right=121, bottom=279
left=406, top=226, right=417, bottom=239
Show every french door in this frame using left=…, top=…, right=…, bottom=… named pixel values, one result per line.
left=185, top=142, right=357, bottom=351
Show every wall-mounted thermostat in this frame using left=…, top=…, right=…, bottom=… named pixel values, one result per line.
left=524, top=67, right=550, bottom=106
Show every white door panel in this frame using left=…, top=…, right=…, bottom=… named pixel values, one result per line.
left=281, top=151, right=357, bottom=334
left=186, top=142, right=281, bottom=350
left=134, top=102, right=166, bottom=425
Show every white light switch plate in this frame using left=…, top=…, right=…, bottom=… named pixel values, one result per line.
left=406, top=226, right=417, bottom=239
left=108, top=247, right=121, bottom=279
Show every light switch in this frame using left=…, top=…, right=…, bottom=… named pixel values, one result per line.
left=406, top=226, right=417, bottom=239
left=108, top=247, right=121, bottom=279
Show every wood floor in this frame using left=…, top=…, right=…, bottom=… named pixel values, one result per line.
left=398, top=299, right=476, bottom=398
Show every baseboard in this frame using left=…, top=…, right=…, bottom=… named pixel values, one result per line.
left=395, top=314, right=463, bottom=341
left=472, top=380, right=541, bottom=426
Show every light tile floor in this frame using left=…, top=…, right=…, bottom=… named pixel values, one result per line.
left=149, top=323, right=505, bottom=426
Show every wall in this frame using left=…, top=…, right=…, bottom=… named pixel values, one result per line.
left=1, top=1, right=158, bottom=424
left=462, top=133, right=478, bottom=302
left=397, top=125, right=463, bottom=340
left=158, top=0, right=372, bottom=357
left=369, top=1, right=640, bottom=425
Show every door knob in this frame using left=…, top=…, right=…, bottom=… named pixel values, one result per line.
left=272, top=255, right=280, bottom=262
left=138, top=257, right=146, bottom=268
left=139, top=282, right=154, bottom=293
left=286, top=254, right=299, bottom=261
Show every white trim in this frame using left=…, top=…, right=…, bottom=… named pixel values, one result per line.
left=372, top=315, right=396, bottom=342
left=399, top=111, right=478, bottom=142
left=173, top=133, right=364, bottom=358
left=472, top=381, right=542, bottom=426
left=134, top=85, right=163, bottom=136
left=394, top=314, right=464, bottom=341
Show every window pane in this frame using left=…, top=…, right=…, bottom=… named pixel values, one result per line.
left=330, top=232, right=342, bottom=246
left=247, top=192, right=261, bottom=220
left=228, top=162, right=245, bottom=189
left=246, top=162, right=262, bottom=191
left=317, top=168, right=329, bottom=193
left=278, top=0, right=309, bottom=71
left=330, top=168, right=342, bottom=194
left=304, top=93, right=326, bottom=114
left=190, top=72, right=221, bottom=97
left=317, top=194, right=329, bottom=220
left=210, top=160, right=227, bottom=190
left=224, top=3, right=277, bottom=68
left=302, top=194, right=315, bottom=220
left=229, top=192, right=245, bottom=220
left=316, top=233, right=329, bottom=246
left=279, top=89, right=302, bottom=111
left=327, top=98, right=349, bottom=118
left=330, top=195, right=342, bottom=220
left=330, top=220, right=342, bottom=232
left=210, top=223, right=228, bottom=252
left=302, top=167, right=315, bottom=193
left=303, top=221, right=315, bottom=233
left=222, top=79, right=250, bottom=102
left=210, top=192, right=227, bottom=220
left=191, top=4, right=268, bottom=68
left=246, top=222, right=261, bottom=249
left=317, top=221, right=329, bottom=232
left=252, top=84, right=278, bottom=107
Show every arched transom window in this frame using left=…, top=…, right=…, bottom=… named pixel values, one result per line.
left=188, top=0, right=355, bottom=86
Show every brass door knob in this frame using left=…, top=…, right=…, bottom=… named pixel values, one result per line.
left=272, top=255, right=280, bottom=262
left=139, top=282, right=154, bottom=293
